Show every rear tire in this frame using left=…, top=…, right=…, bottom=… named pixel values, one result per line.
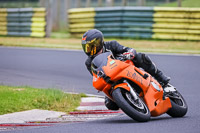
left=112, top=88, right=150, bottom=122
left=166, top=91, right=188, bottom=117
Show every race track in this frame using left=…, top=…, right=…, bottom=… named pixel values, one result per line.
left=0, top=47, right=200, bottom=133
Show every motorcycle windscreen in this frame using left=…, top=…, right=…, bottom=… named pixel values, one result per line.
left=91, top=52, right=111, bottom=74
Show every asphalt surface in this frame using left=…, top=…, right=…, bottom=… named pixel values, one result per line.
left=0, top=47, right=200, bottom=133
left=0, top=47, right=93, bottom=94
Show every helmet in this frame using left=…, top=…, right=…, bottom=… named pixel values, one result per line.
left=81, top=29, right=104, bottom=57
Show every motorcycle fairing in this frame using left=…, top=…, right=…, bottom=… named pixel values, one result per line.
left=144, top=77, right=172, bottom=116
left=92, top=52, right=172, bottom=116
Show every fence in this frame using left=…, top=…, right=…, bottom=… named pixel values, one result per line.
left=0, top=8, right=46, bottom=37
left=68, top=7, right=200, bottom=40
left=153, top=7, right=200, bottom=40
left=0, top=0, right=190, bottom=32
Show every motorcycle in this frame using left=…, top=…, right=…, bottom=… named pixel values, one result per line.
left=91, top=52, right=188, bottom=122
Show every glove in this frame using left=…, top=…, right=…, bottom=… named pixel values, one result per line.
left=123, top=52, right=135, bottom=60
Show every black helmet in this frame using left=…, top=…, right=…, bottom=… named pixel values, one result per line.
left=81, top=29, right=104, bottom=57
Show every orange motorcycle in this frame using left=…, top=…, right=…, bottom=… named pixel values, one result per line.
left=91, top=52, right=188, bottom=122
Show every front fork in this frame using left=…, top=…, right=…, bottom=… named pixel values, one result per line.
left=123, top=80, right=139, bottom=101
left=113, top=80, right=138, bottom=101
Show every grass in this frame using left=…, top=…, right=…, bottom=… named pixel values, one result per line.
left=0, top=36, right=200, bottom=54
left=0, top=85, right=85, bottom=115
left=159, top=0, right=200, bottom=7
left=50, top=31, right=71, bottom=39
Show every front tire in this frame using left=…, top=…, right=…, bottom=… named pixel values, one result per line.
left=166, top=91, right=188, bottom=117
left=112, top=88, right=150, bottom=122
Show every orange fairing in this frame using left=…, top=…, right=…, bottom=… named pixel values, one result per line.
left=102, top=56, right=130, bottom=79
left=103, top=57, right=150, bottom=92
left=113, top=83, right=130, bottom=91
left=93, top=74, right=110, bottom=91
left=144, top=79, right=172, bottom=116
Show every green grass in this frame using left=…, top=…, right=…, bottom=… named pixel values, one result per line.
left=159, top=0, right=200, bottom=7
left=0, top=36, right=200, bottom=54
left=50, top=31, right=70, bottom=39
left=0, top=85, right=85, bottom=115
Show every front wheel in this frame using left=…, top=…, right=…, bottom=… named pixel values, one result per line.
left=166, top=90, right=188, bottom=117
left=112, top=88, right=150, bottom=122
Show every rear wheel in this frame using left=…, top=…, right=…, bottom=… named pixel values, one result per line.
left=112, top=88, right=150, bottom=122
left=166, top=91, right=188, bottom=117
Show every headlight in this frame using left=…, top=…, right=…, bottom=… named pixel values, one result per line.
left=151, top=82, right=160, bottom=92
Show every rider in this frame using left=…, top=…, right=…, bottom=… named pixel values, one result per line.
left=81, top=29, right=170, bottom=110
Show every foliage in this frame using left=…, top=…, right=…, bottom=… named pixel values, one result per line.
left=0, top=85, right=83, bottom=115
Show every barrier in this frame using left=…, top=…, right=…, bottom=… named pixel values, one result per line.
left=0, top=8, right=46, bottom=37
left=68, top=7, right=200, bottom=41
left=153, top=7, right=200, bottom=40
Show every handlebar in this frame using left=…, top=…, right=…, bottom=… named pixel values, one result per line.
left=115, top=54, right=127, bottom=61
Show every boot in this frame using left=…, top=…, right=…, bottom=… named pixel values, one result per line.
left=155, top=69, right=170, bottom=87
left=105, top=96, right=119, bottom=110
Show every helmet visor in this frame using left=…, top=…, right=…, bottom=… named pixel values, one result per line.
left=82, top=38, right=101, bottom=56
